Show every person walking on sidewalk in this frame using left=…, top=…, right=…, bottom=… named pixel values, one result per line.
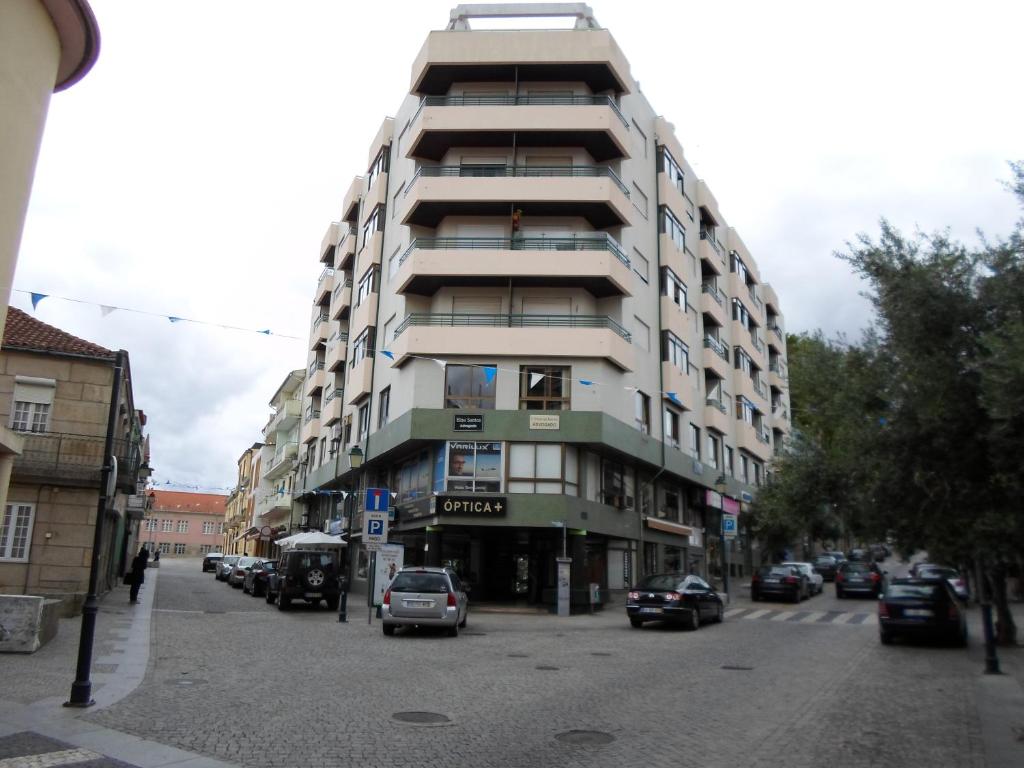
left=128, top=547, right=149, bottom=603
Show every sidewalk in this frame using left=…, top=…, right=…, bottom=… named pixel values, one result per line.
left=0, top=569, right=239, bottom=768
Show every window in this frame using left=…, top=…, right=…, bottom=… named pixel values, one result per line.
left=219, top=522, right=224, bottom=534
left=382, top=315, right=396, bottom=347
left=387, top=246, right=402, bottom=278
left=732, top=298, right=751, bottom=329
left=161, top=519, right=173, bottom=533
left=631, top=119, right=648, bottom=158
left=145, top=519, right=158, bottom=532
left=343, top=415, right=352, bottom=445
left=632, top=248, right=649, bottom=283
left=688, top=424, right=701, bottom=460
left=659, top=206, right=686, bottom=252
left=519, top=366, right=570, bottom=410
left=351, top=328, right=375, bottom=366
left=356, top=266, right=379, bottom=306
left=632, top=182, right=648, bottom=218
left=177, top=520, right=188, bottom=534
left=11, top=402, right=50, bottom=433
left=661, top=267, right=687, bottom=309
left=663, top=407, right=681, bottom=448
left=378, top=387, right=390, bottom=428
left=735, top=346, right=753, bottom=375
left=158, top=542, right=171, bottom=554
left=391, top=184, right=404, bottom=220
left=706, top=433, right=721, bottom=469
left=361, top=204, right=385, bottom=248
left=752, top=461, right=763, bottom=486
left=446, top=441, right=502, bottom=493
left=725, top=446, right=734, bottom=476
left=202, top=521, right=216, bottom=535
left=658, top=146, right=685, bottom=194
left=174, top=543, right=186, bottom=555
left=10, top=377, right=56, bottom=433
left=393, top=449, right=434, bottom=502
left=366, top=147, right=390, bottom=191
left=600, top=458, right=631, bottom=508
left=319, top=436, right=328, bottom=463
left=199, top=544, right=214, bottom=554
left=0, top=503, right=34, bottom=560
left=740, top=454, right=750, bottom=484
left=634, top=316, right=650, bottom=351
left=508, top=443, right=577, bottom=495
left=634, top=391, right=651, bottom=434
left=444, top=364, right=496, bottom=410
left=737, top=396, right=756, bottom=425
left=357, top=403, right=370, bottom=441
left=731, top=251, right=750, bottom=282
left=662, top=332, right=689, bottom=372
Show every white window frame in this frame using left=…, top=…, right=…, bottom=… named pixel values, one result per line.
left=0, top=503, right=35, bottom=561
left=177, top=520, right=188, bottom=534
left=174, top=543, right=187, bottom=555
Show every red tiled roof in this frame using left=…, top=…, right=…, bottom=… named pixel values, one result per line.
left=150, top=490, right=227, bottom=516
left=2, top=307, right=115, bottom=359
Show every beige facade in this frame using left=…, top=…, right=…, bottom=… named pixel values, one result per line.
left=223, top=443, right=262, bottom=556
left=294, top=4, right=791, bottom=606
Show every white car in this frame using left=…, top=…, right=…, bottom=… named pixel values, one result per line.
left=782, top=562, right=824, bottom=596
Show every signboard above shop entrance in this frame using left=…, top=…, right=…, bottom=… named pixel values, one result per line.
left=453, top=414, right=484, bottom=432
left=434, top=495, right=507, bottom=516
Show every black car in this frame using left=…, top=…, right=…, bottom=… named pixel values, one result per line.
left=878, top=578, right=967, bottom=646
left=202, top=552, right=223, bottom=572
left=751, top=565, right=806, bottom=603
left=813, top=554, right=840, bottom=582
left=271, top=550, right=341, bottom=611
left=626, top=573, right=723, bottom=630
left=243, top=559, right=277, bottom=597
left=835, top=560, right=884, bottom=598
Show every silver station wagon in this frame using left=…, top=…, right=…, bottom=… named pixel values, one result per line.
left=381, top=567, right=468, bottom=637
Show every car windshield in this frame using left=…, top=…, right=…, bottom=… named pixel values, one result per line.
left=635, top=574, right=685, bottom=591
left=843, top=563, right=870, bottom=573
left=888, top=584, right=944, bottom=600
left=814, top=556, right=835, bottom=565
left=236, top=557, right=258, bottom=567
left=918, top=567, right=957, bottom=579
left=782, top=562, right=810, bottom=573
left=760, top=566, right=794, bottom=577
left=390, top=573, right=450, bottom=593
left=222, top=556, right=239, bottom=565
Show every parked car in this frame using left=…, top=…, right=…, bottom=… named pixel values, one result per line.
left=878, top=577, right=967, bottom=646
left=243, top=559, right=277, bottom=596
left=825, top=550, right=847, bottom=564
left=847, top=548, right=870, bottom=562
left=813, top=554, right=840, bottom=581
left=216, top=555, right=241, bottom=581
left=835, top=560, right=884, bottom=598
left=908, top=561, right=941, bottom=578
left=202, top=552, right=224, bottom=573
left=916, top=565, right=969, bottom=602
left=626, top=573, right=724, bottom=629
left=751, top=565, right=806, bottom=603
left=382, top=566, right=469, bottom=636
left=228, top=556, right=259, bottom=588
left=782, top=562, right=823, bottom=595
left=274, top=549, right=341, bottom=610
left=869, top=544, right=889, bottom=562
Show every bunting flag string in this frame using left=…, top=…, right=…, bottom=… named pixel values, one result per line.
left=14, top=289, right=302, bottom=340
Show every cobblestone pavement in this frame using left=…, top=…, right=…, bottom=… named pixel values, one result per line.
left=71, top=559, right=997, bottom=768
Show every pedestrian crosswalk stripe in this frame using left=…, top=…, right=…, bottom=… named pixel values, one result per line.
left=833, top=612, right=856, bottom=624
left=745, top=609, right=772, bottom=620
left=726, top=607, right=875, bottom=626
left=770, top=611, right=796, bottom=622
left=724, top=608, right=746, bottom=619
left=800, top=611, right=827, bottom=623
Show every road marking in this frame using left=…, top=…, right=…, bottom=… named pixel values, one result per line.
left=800, top=611, right=827, bottom=623
left=744, top=609, right=772, bottom=620
left=771, top=611, right=798, bottom=622
left=0, top=748, right=105, bottom=767
left=724, top=608, right=747, bottom=619
left=832, top=612, right=857, bottom=624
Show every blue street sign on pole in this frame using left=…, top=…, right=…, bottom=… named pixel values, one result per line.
left=365, top=488, right=390, bottom=512
left=722, top=514, right=738, bottom=539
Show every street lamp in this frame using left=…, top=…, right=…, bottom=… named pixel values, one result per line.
left=338, top=444, right=364, bottom=623
left=714, top=473, right=731, bottom=604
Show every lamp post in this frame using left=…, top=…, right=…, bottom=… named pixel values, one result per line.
left=338, top=445, right=363, bottom=623
left=714, top=473, right=731, bottom=604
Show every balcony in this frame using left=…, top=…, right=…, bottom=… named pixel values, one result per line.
left=322, top=387, right=344, bottom=425
left=309, top=311, right=329, bottom=351
left=735, top=371, right=768, bottom=405
left=748, top=284, right=764, bottom=314
left=341, top=176, right=362, bottom=225
left=702, top=336, right=730, bottom=379
left=265, top=399, right=301, bottom=437
left=701, top=282, right=728, bottom=326
left=331, top=279, right=353, bottom=321
left=749, top=330, right=765, bottom=356
left=704, top=396, right=731, bottom=435
left=320, top=222, right=344, bottom=265
left=395, top=234, right=631, bottom=298
left=306, top=360, right=325, bottom=395
left=263, top=441, right=298, bottom=481
left=768, top=323, right=785, bottom=344
left=12, top=432, right=142, bottom=492
left=399, top=164, right=632, bottom=229
left=736, top=421, right=772, bottom=462
left=406, top=94, right=630, bottom=163
left=299, top=409, right=320, bottom=445
left=346, top=357, right=374, bottom=405
left=351, top=293, right=378, bottom=336
left=699, top=230, right=725, bottom=268
left=314, top=267, right=335, bottom=305
left=661, top=362, right=697, bottom=410
left=335, top=232, right=356, bottom=272
left=390, top=313, right=634, bottom=371
left=255, top=490, right=293, bottom=521
left=326, top=331, right=349, bottom=372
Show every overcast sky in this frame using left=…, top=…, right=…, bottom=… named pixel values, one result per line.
left=14, top=0, right=1022, bottom=492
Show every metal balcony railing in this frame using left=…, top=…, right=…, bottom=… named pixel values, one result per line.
left=392, top=313, right=631, bottom=341
left=399, top=233, right=629, bottom=268
left=308, top=360, right=325, bottom=376
left=324, top=387, right=343, bottom=404
left=318, top=267, right=335, bottom=283
left=304, top=407, right=321, bottom=424
left=12, top=432, right=142, bottom=488
left=770, top=360, right=788, bottom=378
left=699, top=229, right=721, bottom=255
left=756, top=428, right=771, bottom=445
left=412, top=94, right=630, bottom=127
left=701, top=283, right=724, bottom=306
left=311, top=312, right=329, bottom=329
left=750, top=332, right=765, bottom=354
left=769, top=323, right=784, bottom=342
left=703, top=336, right=729, bottom=362
left=705, top=398, right=727, bottom=414
left=405, top=164, right=630, bottom=197
left=332, top=279, right=353, bottom=301
left=751, top=377, right=768, bottom=399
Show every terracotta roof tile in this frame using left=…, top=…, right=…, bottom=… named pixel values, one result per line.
left=150, top=490, right=228, bottom=516
left=2, top=307, right=115, bottom=359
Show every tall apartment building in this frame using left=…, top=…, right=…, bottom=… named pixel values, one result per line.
left=140, top=490, right=226, bottom=557
left=297, top=4, right=791, bottom=608
left=223, top=442, right=262, bottom=555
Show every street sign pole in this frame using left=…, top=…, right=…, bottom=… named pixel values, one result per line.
left=368, top=550, right=376, bottom=625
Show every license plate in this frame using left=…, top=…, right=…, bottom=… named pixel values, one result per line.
left=639, top=607, right=663, bottom=615
left=404, top=599, right=433, bottom=607
left=849, top=577, right=864, bottom=582
left=904, top=609, right=932, bottom=617
left=765, top=578, right=780, bottom=583
left=305, top=592, right=322, bottom=598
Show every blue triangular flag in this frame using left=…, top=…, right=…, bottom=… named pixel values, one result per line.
left=259, top=329, right=271, bottom=335
left=580, top=379, right=594, bottom=386
left=483, top=365, right=497, bottom=383
left=667, top=392, right=681, bottom=404
left=30, top=292, right=48, bottom=310
left=381, top=350, right=395, bottom=360
left=168, top=316, right=183, bottom=323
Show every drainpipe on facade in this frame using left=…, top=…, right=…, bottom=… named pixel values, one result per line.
left=650, top=135, right=667, bottom=577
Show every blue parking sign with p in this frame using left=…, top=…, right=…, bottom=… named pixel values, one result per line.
left=367, top=518, right=385, bottom=536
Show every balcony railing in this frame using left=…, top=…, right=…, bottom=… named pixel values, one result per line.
left=703, top=336, right=729, bottom=361
left=701, top=283, right=724, bottom=306
left=405, top=164, right=630, bottom=197
left=319, top=267, right=335, bottom=283
left=747, top=284, right=764, bottom=313
left=304, top=407, right=321, bottom=424
left=770, top=360, right=788, bottom=378
left=769, top=323, right=784, bottom=342
left=393, top=313, right=631, bottom=341
left=311, top=312, right=329, bottom=329
left=750, top=332, right=764, bottom=354
left=325, top=387, right=343, bottom=403
left=269, top=441, right=298, bottom=470
left=705, top=398, right=727, bottom=414
left=332, top=279, right=353, bottom=301
left=756, top=428, right=771, bottom=445
left=12, top=431, right=141, bottom=488
left=399, top=233, right=629, bottom=267
left=699, top=229, right=721, bottom=255
left=751, top=377, right=768, bottom=399
left=308, top=360, right=325, bottom=376
left=412, top=94, right=630, bottom=128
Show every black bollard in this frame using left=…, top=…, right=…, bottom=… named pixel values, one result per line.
left=338, top=589, right=348, bottom=622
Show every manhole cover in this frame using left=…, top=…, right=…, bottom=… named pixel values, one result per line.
left=590, top=652, right=613, bottom=657
left=720, top=665, right=754, bottom=671
left=392, top=711, right=451, bottom=725
left=535, top=665, right=560, bottom=671
left=555, top=730, right=615, bottom=746
left=165, top=678, right=208, bottom=686
left=507, top=653, right=529, bottom=658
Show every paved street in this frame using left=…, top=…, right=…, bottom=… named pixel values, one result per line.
left=48, top=557, right=1010, bottom=768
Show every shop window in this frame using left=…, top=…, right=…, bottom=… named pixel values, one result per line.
left=445, top=364, right=496, bottom=410
left=446, top=441, right=502, bottom=493
left=393, top=449, right=434, bottom=502
left=519, top=366, right=570, bottom=410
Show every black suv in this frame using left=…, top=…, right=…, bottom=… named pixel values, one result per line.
left=271, top=550, right=341, bottom=611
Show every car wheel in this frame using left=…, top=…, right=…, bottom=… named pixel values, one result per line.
left=714, top=603, right=724, bottom=623
left=458, top=612, right=467, bottom=629
left=252, top=582, right=262, bottom=597
left=276, top=591, right=290, bottom=611
left=447, top=623, right=459, bottom=638
left=265, top=590, right=274, bottom=604
left=880, top=629, right=893, bottom=645
left=305, top=568, right=326, bottom=589
left=382, top=624, right=395, bottom=636
left=790, top=589, right=800, bottom=604
left=688, top=608, right=700, bottom=631
left=629, top=617, right=643, bottom=628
